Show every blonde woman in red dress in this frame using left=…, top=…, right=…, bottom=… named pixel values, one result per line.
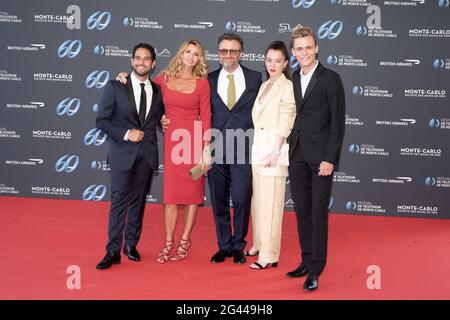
left=117, top=39, right=211, bottom=263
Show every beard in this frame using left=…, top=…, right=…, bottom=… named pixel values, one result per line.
left=220, top=59, right=237, bottom=70
left=132, top=65, right=150, bottom=77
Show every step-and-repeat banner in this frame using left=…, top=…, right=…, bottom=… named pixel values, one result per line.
left=1, top=0, right=449, bottom=218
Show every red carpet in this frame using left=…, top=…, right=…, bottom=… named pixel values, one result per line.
left=0, top=196, right=449, bottom=300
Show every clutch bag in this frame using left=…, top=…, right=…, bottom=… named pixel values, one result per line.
left=189, top=163, right=211, bottom=181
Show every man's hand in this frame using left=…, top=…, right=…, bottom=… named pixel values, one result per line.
left=318, top=161, right=334, bottom=176
left=161, top=114, right=170, bottom=132
left=115, top=72, right=129, bottom=84
left=201, top=145, right=212, bottom=172
left=128, top=129, right=144, bottom=142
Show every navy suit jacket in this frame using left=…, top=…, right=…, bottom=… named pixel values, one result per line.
left=208, top=65, right=262, bottom=163
left=96, top=77, right=164, bottom=171
left=289, top=62, right=345, bottom=166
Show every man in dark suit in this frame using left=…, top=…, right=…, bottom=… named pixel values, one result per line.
left=95, top=43, right=164, bottom=269
left=286, top=27, right=345, bottom=291
left=208, top=33, right=262, bottom=264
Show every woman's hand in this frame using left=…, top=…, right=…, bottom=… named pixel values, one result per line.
left=160, top=114, right=170, bottom=133
left=262, top=152, right=279, bottom=168
left=115, top=72, right=129, bottom=84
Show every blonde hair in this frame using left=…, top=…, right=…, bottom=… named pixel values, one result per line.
left=163, top=39, right=208, bottom=79
left=290, top=26, right=317, bottom=48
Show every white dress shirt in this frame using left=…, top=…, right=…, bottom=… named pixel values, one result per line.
left=300, top=61, right=319, bottom=98
left=124, top=72, right=153, bottom=140
left=217, top=65, right=246, bottom=107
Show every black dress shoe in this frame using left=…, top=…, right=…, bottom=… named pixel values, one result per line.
left=211, top=250, right=231, bottom=263
left=232, top=250, right=246, bottom=264
left=123, top=245, right=141, bottom=261
left=303, top=274, right=319, bottom=292
left=286, top=263, right=308, bottom=278
left=96, top=252, right=121, bottom=270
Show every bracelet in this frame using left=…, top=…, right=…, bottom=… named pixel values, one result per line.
left=272, top=150, right=281, bottom=156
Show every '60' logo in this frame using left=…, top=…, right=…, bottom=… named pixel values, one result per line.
left=85, top=70, right=109, bottom=89
left=84, top=128, right=107, bottom=146
left=86, top=11, right=111, bottom=30
left=55, top=155, right=80, bottom=173
left=56, top=98, right=80, bottom=116
left=292, top=0, right=316, bottom=8
left=317, top=20, right=344, bottom=40
left=57, top=40, right=82, bottom=59
left=83, top=184, right=107, bottom=201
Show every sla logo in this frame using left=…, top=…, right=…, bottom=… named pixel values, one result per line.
left=349, top=144, right=360, bottom=154
left=278, top=23, right=303, bottom=33
left=346, top=201, right=357, bottom=210
left=55, top=155, right=80, bottom=173
left=56, top=98, right=80, bottom=116
left=156, top=48, right=171, bottom=58
left=94, top=45, right=105, bottom=55
left=225, top=21, right=236, bottom=32
left=433, top=58, right=444, bottom=69
left=292, top=0, right=316, bottom=8
left=83, top=184, right=107, bottom=201
left=438, top=0, right=449, bottom=8
left=123, top=17, right=134, bottom=27
left=425, top=177, right=436, bottom=187
left=428, top=118, right=440, bottom=128
left=87, top=11, right=111, bottom=30
left=57, top=40, right=82, bottom=59
left=85, top=70, right=109, bottom=89
left=353, top=86, right=364, bottom=95
left=327, top=55, right=338, bottom=65
left=318, top=20, right=343, bottom=40
left=356, top=26, right=368, bottom=36
left=84, top=128, right=107, bottom=146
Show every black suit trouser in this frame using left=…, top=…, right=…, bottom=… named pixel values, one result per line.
left=288, top=147, right=333, bottom=276
left=106, top=147, right=153, bottom=253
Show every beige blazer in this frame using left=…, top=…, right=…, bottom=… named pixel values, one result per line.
left=251, top=74, right=296, bottom=176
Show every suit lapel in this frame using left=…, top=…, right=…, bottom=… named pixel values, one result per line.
left=302, top=73, right=318, bottom=103
left=209, top=70, right=219, bottom=94
left=293, top=70, right=303, bottom=113
left=298, top=62, right=322, bottom=112
left=209, top=70, right=228, bottom=109
left=253, top=75, right=284, bottom=120
left=125, top=76, right=140, bottom=124
left=142, top=81, right=160, bottom=127
left=232, top=66, right=252, bottom=111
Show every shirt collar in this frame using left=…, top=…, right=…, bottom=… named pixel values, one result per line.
left=300, top=61, right=319, bottom=78
left=221, top=64, right=242, bottom=76
left=131, top=71, right=150, bottom=86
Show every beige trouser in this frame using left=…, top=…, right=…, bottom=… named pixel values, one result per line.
left=251, top=169, right=286, bottom=263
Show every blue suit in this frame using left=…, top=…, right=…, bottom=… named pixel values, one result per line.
left=96, top=77, right=164, bottom=253
left=208, top=65, right=262, bottom=252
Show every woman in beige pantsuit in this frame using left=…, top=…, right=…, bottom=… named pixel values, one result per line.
left=247, top=41, right=296, bottom=269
